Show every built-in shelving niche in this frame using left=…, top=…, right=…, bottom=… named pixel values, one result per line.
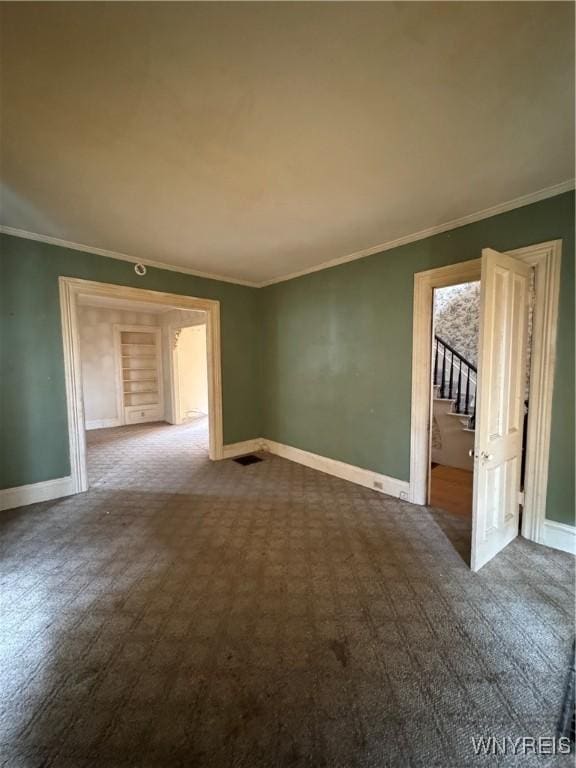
left=116, top=327, right=163, bottom=424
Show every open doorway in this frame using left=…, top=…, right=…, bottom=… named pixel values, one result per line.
left=172, top=325, right=208, bottom=424
left=429, top=281, right=479, bottom=521
left=59, top=277, right=224, bottom=497
left=75, top=292, right=211, bottom=487
left=427, top=259, right=533, bottom=569
left=410, top=241, right=562, bottom=571
left=169, top=321, right=209, bottom=431
left=429, top=277, right=535, bottom=529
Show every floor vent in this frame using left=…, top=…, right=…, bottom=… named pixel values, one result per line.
left=233, top=454, right=263, bottom=466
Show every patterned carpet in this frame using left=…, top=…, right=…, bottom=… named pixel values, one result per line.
left=0, top=420, right=574, bottom=767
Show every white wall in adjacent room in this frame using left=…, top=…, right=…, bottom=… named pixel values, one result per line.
left=78, top=306, right=160, bottom=429
left=160, top=309, right=206, bottom=424
left=176, top=325, right=208, bottom=420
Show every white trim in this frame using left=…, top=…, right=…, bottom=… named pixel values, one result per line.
left=409, top=240, right=562, bottom=551
left=258, top=181, right=574, bottom=287
left=85, top=418, right=122, bottom=431
left=264, top=440, right=410, bottom=499
left=508, top=242, right=562, bottom=544
left=224, top=437, right=411, bottom=499
left=0, top=226, right=258, bottom=288
left=0, top=476, right=74, bottom=512
left=542, top=520, right=576, bottom=556
left=59, top=278, right=89, bottom=494
left=2, top=180, right=573, bottom=289
left=59, top=277, right=224, bottom=496
left=222, top=439, right=265, bottom=459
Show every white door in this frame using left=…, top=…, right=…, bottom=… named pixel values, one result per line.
left=471, top=248, right=531, bottom=572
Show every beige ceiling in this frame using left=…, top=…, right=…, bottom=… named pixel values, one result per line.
left=1, top=2, right=574, bottom=285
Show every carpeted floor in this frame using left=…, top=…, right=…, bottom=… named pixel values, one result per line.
left=0, top=420, right=574, bottom=767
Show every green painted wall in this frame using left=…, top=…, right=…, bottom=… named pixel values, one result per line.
left=2, top=192, right=574, bottom=526
left=0, top=235, right=262, bottom=489
left=261, top=192, right=575, bottom=526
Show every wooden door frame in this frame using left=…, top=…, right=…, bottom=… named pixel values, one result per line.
left=409, top=240, right=562, bottom=546
left=59, top=277, right=223, bottom=494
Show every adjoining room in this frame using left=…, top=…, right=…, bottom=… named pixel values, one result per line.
left=76, top=291, right=210, bottom=488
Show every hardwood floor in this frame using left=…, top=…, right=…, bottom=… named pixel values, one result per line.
left=430, top=463, right=474, bottom=519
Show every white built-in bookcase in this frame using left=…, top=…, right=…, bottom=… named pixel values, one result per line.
left=114, top=325, right=164, bottom=424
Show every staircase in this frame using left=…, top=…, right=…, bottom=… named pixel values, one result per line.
left=431, top=335, right=476, bottom=471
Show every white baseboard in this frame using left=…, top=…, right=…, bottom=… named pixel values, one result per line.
left=0, top=476, right=75, bottom=512
left=264, top=440, right=410, bottom=499
left=85, top=418, right=122, bottom=430
left=221, top=439, right=265, bottom=459
left=542, top=520, right=576, bottom=555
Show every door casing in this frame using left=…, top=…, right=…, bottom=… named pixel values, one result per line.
left=59, top=277, right=224, bottom=494
left=409, top=240, right=562, bottom=548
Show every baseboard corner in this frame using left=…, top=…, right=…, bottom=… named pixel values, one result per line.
left=542, top=519, right=576, bottom=555
left=263, top=439, right=409, bottom=499
left=221, top=438, right=264, bottom=460
left=0, top=476, right=75, bottom=512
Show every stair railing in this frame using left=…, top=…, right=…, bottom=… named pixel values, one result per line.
left=433, top=335, right=477, bottom=428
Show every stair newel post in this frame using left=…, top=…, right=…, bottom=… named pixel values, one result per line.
left=456, top=358, right=462, bottom=414
left=440, top=341, right=446, bottom=398
left=465, top=369, right=470, bottom=418
left=433, top=338, right=439, bottom=388
left=448, top=350, right=453, bottom=400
